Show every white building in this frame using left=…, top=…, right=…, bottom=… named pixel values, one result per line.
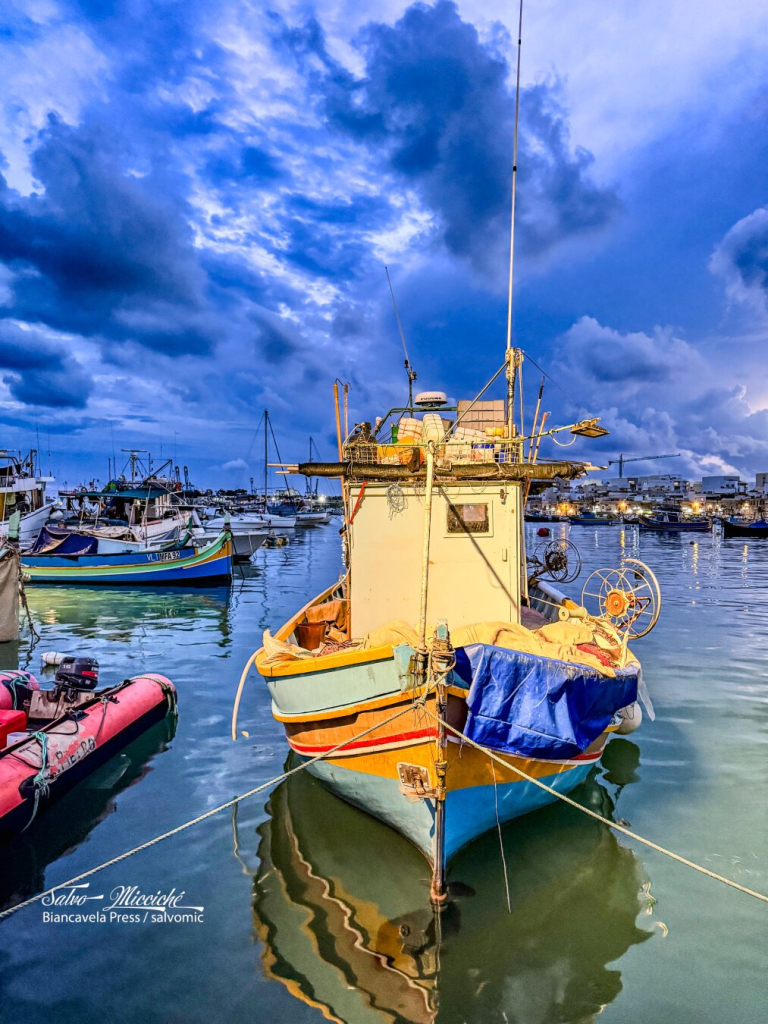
left=701, top=475, right=746, bottom=498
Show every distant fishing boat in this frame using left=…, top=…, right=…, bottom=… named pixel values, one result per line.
left=638, top=508, right=711, bottom=532
left=721, top=516, right=768, bottom=538
left=525, top=511, right=565, bottom=522
left=0, top=450, right=53, bottom=544
left=22, top=531, right=232, bottom=585
left=568, top=511, right=617, bottom=526
left=56, top=481, right=188, bottom=548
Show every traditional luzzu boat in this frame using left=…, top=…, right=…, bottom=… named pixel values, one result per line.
left=250, top=6, right=662, bottom=900
left=638, top=507, right=711, bottom=532
left=21, top=530, right=232, bottom=585
left=568, top=510, right=617, bottom=526
left=252, top=365, right=661, bottom=901
left=721, top=516, right=768, bottom=539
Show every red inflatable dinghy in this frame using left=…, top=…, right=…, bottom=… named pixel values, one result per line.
left=0, top=660, right=177, bottom=837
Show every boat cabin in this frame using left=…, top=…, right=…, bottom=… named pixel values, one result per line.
left=0, top=451, right=49, bottom=522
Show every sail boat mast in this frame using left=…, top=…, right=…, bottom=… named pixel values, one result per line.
left=263, top=410, right=268, bottom=504
left=505, top=0, right=525, bottom=440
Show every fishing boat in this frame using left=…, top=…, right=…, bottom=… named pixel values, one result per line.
left=247, top=762, right=650, bottom=1023
left=207, top=509, right=297, bottom=530
left=638, top=507, right=711, bottom=532
left=246, top=4, right=662, bottom=902
left=56, top=482, right=188, bottom=548
left=22, top=531, right=232, bottom=585
left=0, top=450, right=53, bottom=544
left=0, top=658, right=176, bottom=837
left=524, top=511, right=565, bottom=522
left=249, top=376, right=661, bottom=900
left=568, top=511, right=617, bottom=525
left=721, top=516, right=768, bottom=538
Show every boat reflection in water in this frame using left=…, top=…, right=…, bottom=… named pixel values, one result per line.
left=0, top=717, right=176, bottom=913
left=249, top=738, right=653, bottom=1024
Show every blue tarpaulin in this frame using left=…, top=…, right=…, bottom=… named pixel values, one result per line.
left=29, top=527, right=98, bottom=556
left=456, top=644, right=639, bottom=761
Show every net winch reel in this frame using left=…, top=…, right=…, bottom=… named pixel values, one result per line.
left=580, top=558, right=661, bottom=639
left=528, top=538, right=582, bottom=585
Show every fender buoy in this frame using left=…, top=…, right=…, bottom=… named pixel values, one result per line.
left=616, top=702, right=642, bottom=735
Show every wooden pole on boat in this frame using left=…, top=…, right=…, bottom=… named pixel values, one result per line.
left=415, top=443, right=447, bottom=904
left=531, top=410, right=549, bottom=466
left=528, top=376, right=545, bottom=462
left=333, top=383, right=343, bottom=460
left=417, top=442, right=436, bottom=651
left=343, top=384, right=349, bottom=444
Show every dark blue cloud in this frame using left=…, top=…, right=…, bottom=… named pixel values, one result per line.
left=0, top=322, right=92, bottom=408
left=280, top=1, right=619, bottom=271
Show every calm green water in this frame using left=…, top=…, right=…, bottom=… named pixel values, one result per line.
left=0, top=524, right=766, bottom=1023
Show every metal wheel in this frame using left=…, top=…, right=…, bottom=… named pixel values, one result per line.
left=580, top=558, right=661, bottom=638
left=530, top=538, right=581, bottom=584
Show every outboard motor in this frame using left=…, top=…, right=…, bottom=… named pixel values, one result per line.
left=54, top=657, right=100, bottom=697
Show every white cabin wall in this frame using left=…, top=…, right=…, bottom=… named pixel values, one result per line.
left=348, top=480, right=522, bottom=636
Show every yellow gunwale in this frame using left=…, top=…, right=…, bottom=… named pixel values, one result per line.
left=256, top=576, right=401, bottom=679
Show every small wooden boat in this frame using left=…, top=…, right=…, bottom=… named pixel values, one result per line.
left=722, top=517, right=768, bottom=538
left=638, top=508, right=711, bottom=532
left=22, top=531, right=232, bottom=585
left=251, top=357, right=661, bottom=902
left=0, top=660, right=177, bottom=837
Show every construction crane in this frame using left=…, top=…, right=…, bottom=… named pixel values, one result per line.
left=608, top=453, right=682, bottom=478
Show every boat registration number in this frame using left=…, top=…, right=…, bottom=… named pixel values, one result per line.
left=146, top=552, right=182, bottom=563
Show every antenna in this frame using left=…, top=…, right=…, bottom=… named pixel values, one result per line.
left=505, top=0, right=525, bottom=438
left=385, top=266, right=418, bottom=411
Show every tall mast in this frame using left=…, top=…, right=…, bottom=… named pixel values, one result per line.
left=263, top=409, right=268, bottom=504
left=505, top=0, right=525, bottom=440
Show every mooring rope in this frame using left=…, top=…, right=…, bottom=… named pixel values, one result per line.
left=0, top=701, right=418, bottom=922
left=424, top=709, right=768, bottom=906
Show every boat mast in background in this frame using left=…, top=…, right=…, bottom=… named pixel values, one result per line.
left=505, top=0, right=525, bottom=441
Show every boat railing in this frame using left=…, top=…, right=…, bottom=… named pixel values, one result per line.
left=342, top=438, right=525, bottom=469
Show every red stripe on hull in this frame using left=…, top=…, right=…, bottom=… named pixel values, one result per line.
left=288, top=725, right=437, bottom=756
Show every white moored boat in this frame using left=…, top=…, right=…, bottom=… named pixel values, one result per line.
left=0, top=450, right=53, bottom=545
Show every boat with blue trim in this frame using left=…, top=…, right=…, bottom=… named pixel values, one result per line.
left=638, top=507, right=711, bottom=532
left=22, top=531, right=232, bottom=585
left=721, top=516, right=768, bottom=538
left=568, top=510, right=617, bottom=526
left=250, top=366, right=661, bottom=902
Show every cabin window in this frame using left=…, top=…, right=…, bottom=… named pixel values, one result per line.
left=446, top=502, right=490, bottom=535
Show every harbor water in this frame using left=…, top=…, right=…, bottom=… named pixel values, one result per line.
left=0, top=524, right=766, bottom=1023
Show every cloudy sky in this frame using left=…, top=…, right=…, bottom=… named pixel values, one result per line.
left=2, top=0, right=768, bottom=488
